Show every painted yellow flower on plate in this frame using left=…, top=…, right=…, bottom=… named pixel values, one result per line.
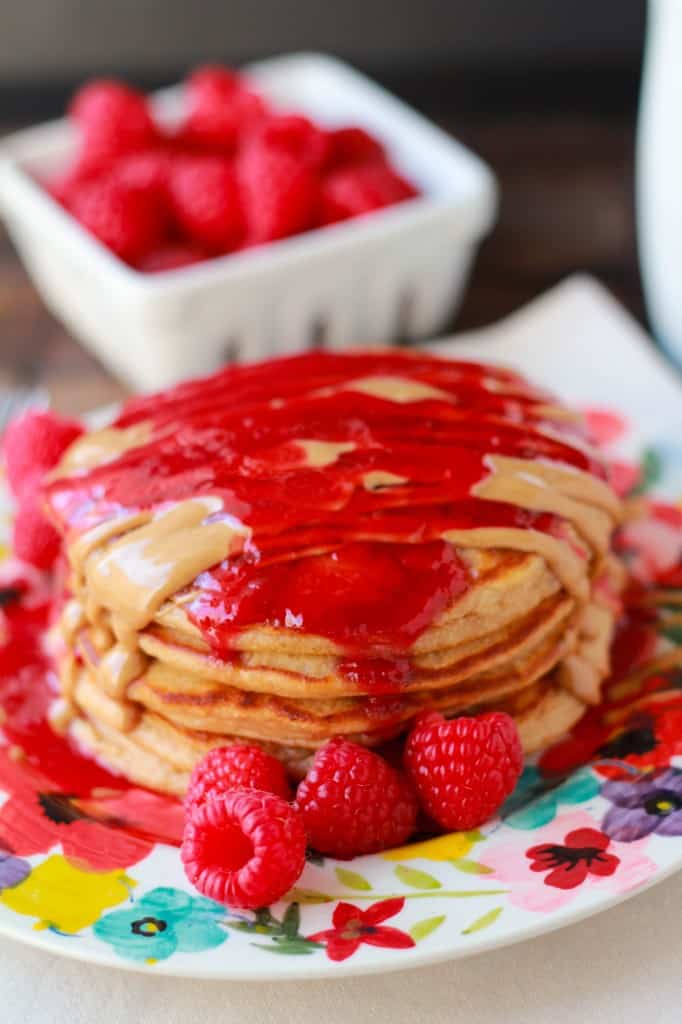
left=0, top=854, right=136, bottom=933
left=382, top=830, right=483, bottom=862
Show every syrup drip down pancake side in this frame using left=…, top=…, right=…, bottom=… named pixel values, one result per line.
left=43, top=351, right=624, bottom=794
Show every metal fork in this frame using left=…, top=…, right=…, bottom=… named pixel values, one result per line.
left=0, top=388, right=49, bottom=435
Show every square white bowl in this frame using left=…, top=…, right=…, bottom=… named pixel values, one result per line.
left=0, top=53, right=497, bottom=392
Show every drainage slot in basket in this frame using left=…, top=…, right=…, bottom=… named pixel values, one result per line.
left=394, top=289, right=416, bottom=345
left=221, top=338, right=241, bottom=364
left=309, top=315, right=329, bottom=350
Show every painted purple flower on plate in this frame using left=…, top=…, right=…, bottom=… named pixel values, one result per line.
left=0, top=847, right=31, bottom=891
left=602, top=769, right=682, bottom=841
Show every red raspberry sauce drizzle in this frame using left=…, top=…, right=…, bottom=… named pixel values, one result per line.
left=45, top=351, right=603, bottom=695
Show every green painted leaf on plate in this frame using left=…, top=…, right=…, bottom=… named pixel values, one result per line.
left=335, top=867, right=372, bottom=891
left=409, top=915, right=446, bottom=942
left=450, top=858, right=494, bottom=875
left=252, top=938, right=323, bottom=956
left=287, top=888, right=333, bottom=904
left=462, top=906, right=503, bottom=935
left=632, top=448, right=663, bottom=495
left=282, top=902, right=301, bottom=938
left=394, top=865, right=441, bottom=890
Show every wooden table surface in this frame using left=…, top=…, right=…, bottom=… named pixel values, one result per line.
left=0, top=108, right=645, bottom=414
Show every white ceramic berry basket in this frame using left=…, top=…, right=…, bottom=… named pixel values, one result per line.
left=0, top=52, right=496, bottom=391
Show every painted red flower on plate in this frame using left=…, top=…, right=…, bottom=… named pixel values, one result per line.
left=0, top=747, right=183, bottom=871
left=308, top=898, right=415, bottom=962
left=526, top=827, right=619, bottom=889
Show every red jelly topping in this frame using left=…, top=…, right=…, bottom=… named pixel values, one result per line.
left=45, top=351, right=604, bottom=692
left=194, top=540, right=468, bottom=656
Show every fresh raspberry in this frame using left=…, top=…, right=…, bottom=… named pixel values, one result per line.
left=136, top=242, right=208, bottom=273
left=44, top=166, right=97, bottom=210
left=168, top=156, right=244, bottom=251
left=184, top=65, right=268, bottom=152
left=185, top=744, right=291, bottom=811
left=12, top=487, right=61, bottom=570
left=3, top=410, right=83, bottom=500
left=294, top=738, right=418, bottom=858
left=252, top=113, right=331, bottom=170
left=404, top=711, right=523, bottom=831
left=70, top=79, right=158, bottom=175
left=70, top=178, right=167, bottom=263
left=325, top=126, right=385, bottom=169
left=319, top=161, right=418, bottom=224
left=181, top=789, right=306, bottom=908
left=111, top=148, right=172, bottom=198
left=238, top=143, right=317, bottom=244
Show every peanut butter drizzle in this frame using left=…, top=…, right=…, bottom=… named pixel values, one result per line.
left=295, top=439, right=356, bottom=467
left=362, top=471, right=409, bottom=491
left=51, top=422, right=152, bottom=477
left=481, top=455, right=622, bottom=518
left=80, top=498, right=249, bottom=642
left=344, top=375, right=455, bottom=404
left=70, top=512, right=153, bottom=568
left=474, top=460, right=615, bottom=556
left=441, top=526, right=590, bottom=601
left=98, top=644, right=149, bottom=699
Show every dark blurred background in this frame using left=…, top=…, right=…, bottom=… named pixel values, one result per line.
left=0, top=0, right=648, bottom=409
left=0, top=0, right=645, bottom=114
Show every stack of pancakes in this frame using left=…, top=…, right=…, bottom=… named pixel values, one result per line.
left=44, top=352, right=623, bottom=796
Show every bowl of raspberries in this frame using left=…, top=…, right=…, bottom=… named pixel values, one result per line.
left=0, top=53, right=496, bottom=390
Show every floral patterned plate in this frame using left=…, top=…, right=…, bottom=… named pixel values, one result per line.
left=1, top=277, right=682, bottom=980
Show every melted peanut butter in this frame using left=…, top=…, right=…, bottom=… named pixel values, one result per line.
left=344, top=375, right=455, bottom=404
left=52, top=422, right=152, bottom=477
left=440, top=526, right=590, bottom=600
left=474, top=457, right=614, bottom=555
left=295, top=439, right=356, bottom=467
left=82, top=499, right=249, bottom=640
left=362, top=471, right=408, bottom=491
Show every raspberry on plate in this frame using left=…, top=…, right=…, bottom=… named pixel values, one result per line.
left=3, top=409, right=83, bottom=500
left=326, top=126, right=385, bottom=169
left=184, top=65, right=269, bottom=152
left=70, top=79, right=158, bottom=175
left=185, top=744, right=291, bottom=811
left=238, top=143, right=317, bottom=244
left=294, top=738, right=418, bottom=858
left=319, top=161, right=418, bottom=224
left=12, top=487, right=61, bottom=570
left=181, top=789, right=306, bottom=909
left=169, top=156, right=244, bottom=251
left=70, top=178, right=168, bottom=264
left=404, top=711, right=523, bottom=831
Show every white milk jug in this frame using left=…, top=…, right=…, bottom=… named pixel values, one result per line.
left=637, top=0, right=682, bottom=363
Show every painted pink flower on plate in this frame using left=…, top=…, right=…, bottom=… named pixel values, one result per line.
left=583, top=408, right=629, bottom=447
left=480, top=811, right=656, bottom=913
left=618, top=502, right=682, bottom=587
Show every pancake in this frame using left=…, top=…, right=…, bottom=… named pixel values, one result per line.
left=66, top=682, right=586, bottom=796
left=42, top=350, right=624, bottom=793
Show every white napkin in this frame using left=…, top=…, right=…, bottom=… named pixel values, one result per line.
left=433, top=273, right=681, bottom=440
left=2, top=275, right=681, bottom=1024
